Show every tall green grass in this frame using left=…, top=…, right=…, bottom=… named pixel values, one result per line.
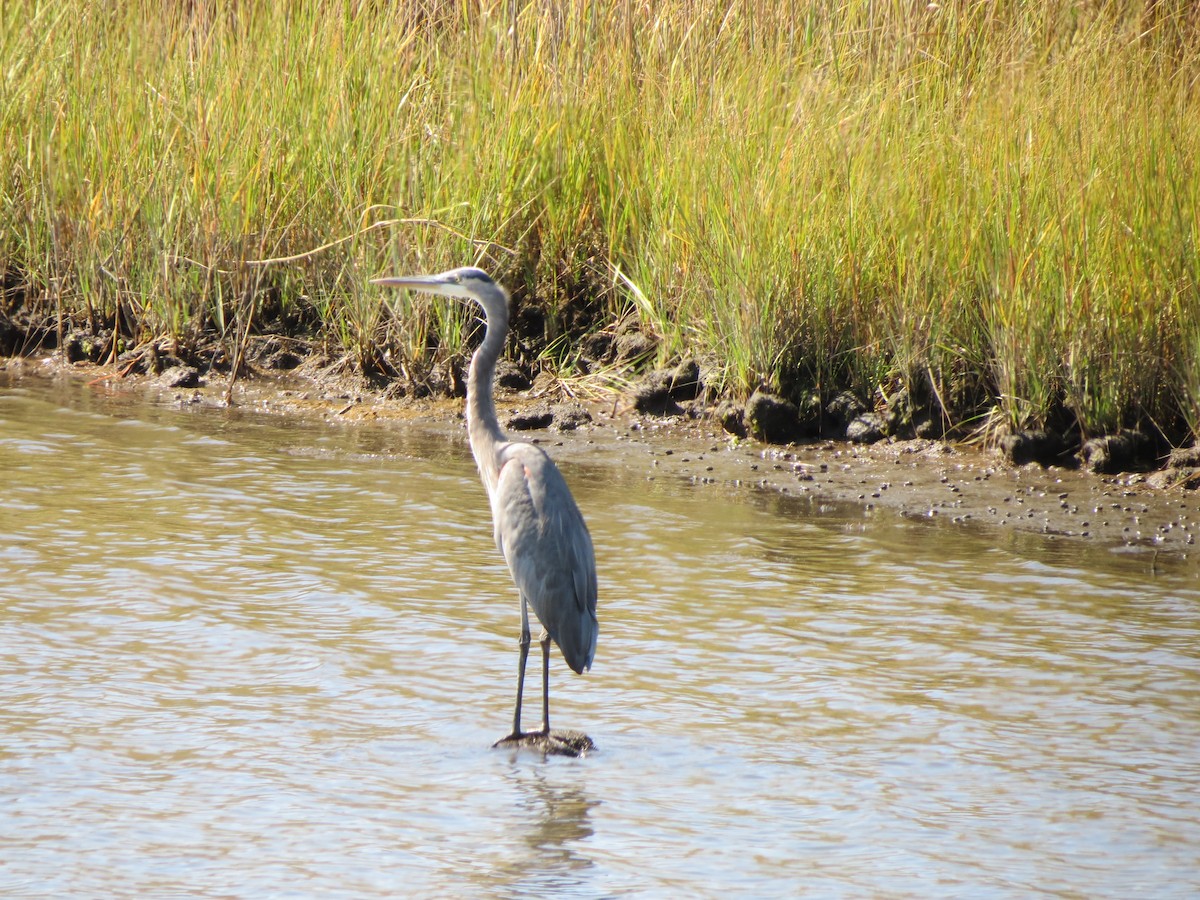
left=2, top=1, right=1198, bottom=442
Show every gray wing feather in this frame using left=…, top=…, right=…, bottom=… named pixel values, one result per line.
left=493, top=443, right=598, bottom=673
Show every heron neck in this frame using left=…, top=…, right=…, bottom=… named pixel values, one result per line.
left=467, top=300, right=508, bottom=493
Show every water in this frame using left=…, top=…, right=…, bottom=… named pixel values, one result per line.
left=2, top=372, right=1199, bottom=898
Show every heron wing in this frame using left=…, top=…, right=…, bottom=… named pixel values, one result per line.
left=492, top=442, right=598, bottom=673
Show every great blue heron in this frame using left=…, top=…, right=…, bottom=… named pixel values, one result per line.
left=372, top=267, right=598, bottom=747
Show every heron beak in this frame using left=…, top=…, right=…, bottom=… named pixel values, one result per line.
left=371, top=274, right=463, bottom=298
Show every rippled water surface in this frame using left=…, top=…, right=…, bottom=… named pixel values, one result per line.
left=2, top=373, right=1199, bottom=898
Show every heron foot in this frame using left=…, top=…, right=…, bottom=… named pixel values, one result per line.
left=491, top=728, right=595, bottom=757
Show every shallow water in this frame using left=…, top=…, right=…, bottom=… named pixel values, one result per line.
left=2, top=372, right=1199, bottom=898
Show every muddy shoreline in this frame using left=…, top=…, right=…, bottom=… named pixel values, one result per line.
left=4, top=351, right=1199, bottom=571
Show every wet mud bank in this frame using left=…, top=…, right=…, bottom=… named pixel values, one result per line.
left=3, top=347, right=1199, bottom=568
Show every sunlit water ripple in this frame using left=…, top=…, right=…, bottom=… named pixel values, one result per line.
left=1, top=377, right=1198, bottom=898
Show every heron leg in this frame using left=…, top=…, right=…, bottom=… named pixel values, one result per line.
left=494, top=597, right=532, bottom=745
left=538, top=630, right=551, bottom=735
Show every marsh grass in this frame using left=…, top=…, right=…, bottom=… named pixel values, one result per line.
left=2, top=1, right=1198, bottom=442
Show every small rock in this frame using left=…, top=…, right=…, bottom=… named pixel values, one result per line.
left=826, top=391, right=868, bottom=427
left=1146, top=467, right=1200, bottom=490
left=846, top=412, right=886, bottom=444
left=1167, top=444, right=1200, bottom=469
left=914, top=415, right=945, bottom=439
left=157, top=365, right=201, bottom=389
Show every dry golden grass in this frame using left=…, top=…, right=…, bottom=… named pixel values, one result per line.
left=2, top=1, right=1198, bottom=441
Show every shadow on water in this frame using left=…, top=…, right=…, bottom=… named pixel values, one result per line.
left=2, top=370, right=1199, bottom=898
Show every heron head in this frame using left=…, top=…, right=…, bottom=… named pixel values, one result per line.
left=372, top=267, right=508, bottom=319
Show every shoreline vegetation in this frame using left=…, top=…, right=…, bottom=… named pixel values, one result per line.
left=2, top=1, right=1199, bottom=468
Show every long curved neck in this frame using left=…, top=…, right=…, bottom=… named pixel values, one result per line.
left=466, top=294, right=509, bottom=495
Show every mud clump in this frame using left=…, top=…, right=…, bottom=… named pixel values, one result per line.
left=506, top=401, right=592, bottom=432
left=1081, top=430, right=1153, bottom=474
left=548, top=402, right=592, bottom=431
left=506, top=407, right=554, bottom=430
left=744, top=390, right=819, bottom=444
left=632, top=384, right=680, bottom=416
left=663, top=359, right=701, bottom=401
left=998, top=426, right=1156, bottom=474
left=631, top=359, right=703, bottom=416
left=1000, top=430, right=1072, bottom=467
left=613, top=331, right=657, bottom=363
left=63, top=332, right=108, bottom=364
left=494, top=359, right=532, bottom=392
left=881, top=388, right=951, bottom=441
left=253, top=338, right=306, bottom=372
left=736, top=389, right=886, bottom=445
left=268, top=350, right=303, bottom=371
left=714, top=399, right=747, bottom=437
left=1148, top=444, right=1200, bottom=489
left=585, top=329, right=658, bottom=367
left=824, top=391, right=868, bottom=439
